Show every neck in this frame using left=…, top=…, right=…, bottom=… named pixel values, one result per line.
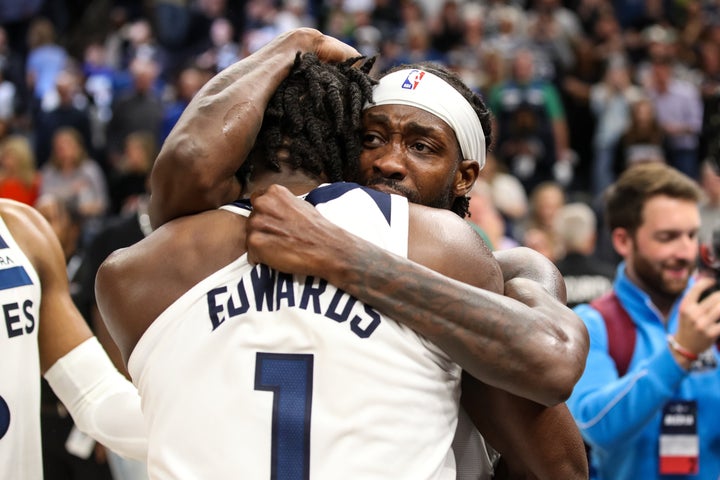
left=244, top=167, right=325, bottom=198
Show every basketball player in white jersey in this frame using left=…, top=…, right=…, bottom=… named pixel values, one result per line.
left=96, top=53, right=506, bottom=479
left=0, top=199, right=146, bottom=479
left=147, top=28, right=588, bottom=478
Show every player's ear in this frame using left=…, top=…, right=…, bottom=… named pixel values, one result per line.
left=454, top=159, right=479, bottom=197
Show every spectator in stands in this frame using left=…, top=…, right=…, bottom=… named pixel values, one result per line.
left=39, top=127, right=108, bottom=241
left=34, top=68, right=93, bottom=168
left=428, top=0, right=465, bottom=56
left=25, top=17, right=68, bottom=117
left=477, top=152, right=528, bottom=242
left=0, top=25, right=28, bottom=121
left=160, top=65, right=209, bottom=143
left=567, top=162, right=720, bottom=480
left=488, top=48, right=573, bottom=193
left=698, top=39, right=720, bottom=164
left=554, top=202, right=615, bottom=308
left=526, top=0, right=581, bottom=80
left=0, top=65, right=17, bottom=123
left=589, top=56, right=644, bottom=196
left=81, top=41, right=117, bottom=155
left=0, top=134, right=40, bottom=205
left=196, top=17, right=241, bottom=73
left=517, top=180, right=566, bottom=257
left=467, top=180, right=519, bottom=252
left=613, top=96, right=668, bottom=176
left=481, top=5, right=526, bottom=66
left=645, top=52, right=703, bottom=179
left=699, top=159, right=720, bottom=243
left=105, top=56, right=163, bottom=171
left=107, top=130, right=157, bottom=216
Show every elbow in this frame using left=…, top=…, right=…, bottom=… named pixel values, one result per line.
left=549, top=450, right=589, bottom=480
left=149, top=134, right=220, bottom=226
left=538, top=324, right=590, bottom=406
left=536, top=374, right=576, bottom=407
left=154, top=132, right=215, bottom=190
left=518, top=365, right=580, bottom=407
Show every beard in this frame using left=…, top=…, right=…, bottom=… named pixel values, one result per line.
left=362, top=176, right=456, bottom=210
left=632, top=247, right=696, bottom=299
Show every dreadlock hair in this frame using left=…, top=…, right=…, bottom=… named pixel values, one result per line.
left=239, top=52, right=376, bottom=186
left=381, top=62, right=493, bottom=218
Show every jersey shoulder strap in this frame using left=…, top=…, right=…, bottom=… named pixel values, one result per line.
left=589, top=291, right=636, bottom=376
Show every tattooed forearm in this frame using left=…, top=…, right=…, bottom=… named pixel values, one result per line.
left=326, top=237, right=587, bottom=406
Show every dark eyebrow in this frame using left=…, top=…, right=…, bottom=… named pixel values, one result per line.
left=364, top=110, right=448, bottom=138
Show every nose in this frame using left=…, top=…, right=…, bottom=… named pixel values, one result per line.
left=675, top=234, right=699, bottom=262
left=371, top=140, right=408, bottom=180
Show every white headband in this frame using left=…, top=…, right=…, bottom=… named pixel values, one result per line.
left=367, top=69, right=486, bottom=169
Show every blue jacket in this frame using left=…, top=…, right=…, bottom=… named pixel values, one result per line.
left=567, top=263, right=720, bottom=479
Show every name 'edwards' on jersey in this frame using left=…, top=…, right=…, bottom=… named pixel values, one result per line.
left=206, top=264, right=382, bottom=339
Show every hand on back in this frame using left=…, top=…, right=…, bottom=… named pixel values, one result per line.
left=246, top=185, right=349, bottom=280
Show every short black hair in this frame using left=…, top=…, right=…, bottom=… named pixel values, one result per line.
left=382, top=62, right=493, bottom=218
left=240, top=53, right=376, bottom=185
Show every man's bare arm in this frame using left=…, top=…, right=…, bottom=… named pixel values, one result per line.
left=149, top=28, right=360, bottom=227
left=463, top=376, right=588, bottom=480
left=463, top=249, right=588, bottom=479
left=246, top=185, right=588, bottom=406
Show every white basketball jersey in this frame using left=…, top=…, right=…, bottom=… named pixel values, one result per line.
left=129, top=183, right=462, bottom=480
left=0, top=215, right=43, bottom=479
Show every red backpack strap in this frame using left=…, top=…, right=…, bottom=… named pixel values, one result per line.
left=589, top=291, right=636, bottom=376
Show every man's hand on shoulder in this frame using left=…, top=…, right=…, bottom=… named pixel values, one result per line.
left=246, top=185, right=354, bottom=283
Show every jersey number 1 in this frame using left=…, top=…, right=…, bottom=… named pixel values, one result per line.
left=0, top=395, right=9, bottom=439
left=255, top=353, right=314, bottom=480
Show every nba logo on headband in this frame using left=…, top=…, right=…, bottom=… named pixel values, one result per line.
left=402, top=70, right=425, bottom=90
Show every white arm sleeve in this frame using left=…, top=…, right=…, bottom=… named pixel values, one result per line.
left=43, top=337, right=148, bottom=461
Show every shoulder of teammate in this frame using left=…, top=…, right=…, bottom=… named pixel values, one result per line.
left=0, top=198, right=66, bottom=281
left=0, top=199, right=96, bottom=372
left=96, top=208, right=246, bottom=361
left=407, top=203, right=503, bottom=295
left=494, top=246, right=567, bottom=303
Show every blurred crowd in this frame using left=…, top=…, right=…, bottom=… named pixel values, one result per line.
left=0, top=0, right=718, bottom=311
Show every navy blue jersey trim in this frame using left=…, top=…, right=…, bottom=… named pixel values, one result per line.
left=304, top=183, right=392, bottom=225
left=225, top=199, right=253, bottom=211
left=0, top=266, right=33, bottom=290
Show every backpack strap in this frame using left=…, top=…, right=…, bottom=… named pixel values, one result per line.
left=589, top=291, right=636, bottom=376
